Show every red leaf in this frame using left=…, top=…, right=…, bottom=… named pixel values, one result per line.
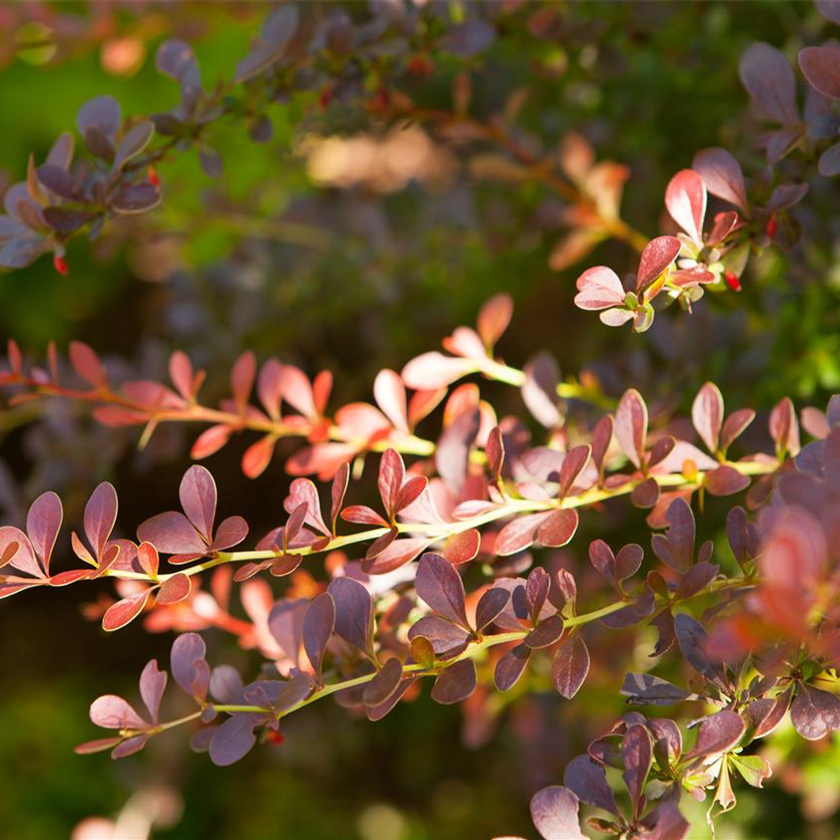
left=69, top=341, right=106, bottom=387
left=407, top=387, right=447, bottom=429
left=156, top=573, right=192, bottom=605
left=444, top=529, right=481, bottom=565
left=169, top=350, right=198, bottom=401
left=476, top=292, right=513, bottom=348
left=705, top=465, right=750, bottom=496
left=102, top=589, right=152, bottom=631
left=636, top=236, right=681, bottom=291
left=230, top=351, right=256, bottom=413
left=242, top=435, right=277, bottom=479
left=378, top=448, right=405, bottom=517
left=137, top=541, right=159, bottom=579
left=362, top=537, right=429, bottom=574
left=341, top=506, right=388, bottom=527
left=191, top=424, right=234, bottom=459
left=537, top=508, right=579, bottom=548
left=431, top=659, right=476, bottom=705
left=496, top=512, right=550, bottom=556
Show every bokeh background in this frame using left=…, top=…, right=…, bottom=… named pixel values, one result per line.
left=2, top=2, right=840, bottom=838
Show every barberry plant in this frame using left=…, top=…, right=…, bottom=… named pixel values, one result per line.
left=4, top=3, right=840, bottom=839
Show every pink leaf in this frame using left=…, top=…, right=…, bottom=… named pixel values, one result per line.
left=230, top=351, right=256, bottom=413
left=257, top=358, right=284, bottom=419
left=84, top=482, right=118, bottom=559
left=373, top=369, right=409, bottom=433
left=665, top=169, right=706, bottom=245
left=179, top=465, right=216, bottom=540
left=401, top=352, right=479, bottom=389
left=26, top=491, right=63, bottom=576
left=573, top=266, right=626, bottom=310
left=90, top=694, right=148, bottom=730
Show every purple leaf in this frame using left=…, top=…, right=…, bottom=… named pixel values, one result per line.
left=139, top=659, right=167, bottom=724
left=327, top=577, right=373, bottom=654
left=495, top=644, right=531, bottom=691
left=431, top=659, right=477, bottom=704
left=705, top=465, right=750, bottom=496
left=436, top=407, right=480, bottom=493
left=415, top=553, right=469, bottom=628
left=674, top=613, right=724, bottom=685
left=408, top=615, right=470, bottom=657
left=692, top=148, right=748, bottom=213
left=475, top=587, right=511, bottom=632
left=267, top=597, right=308, bottom=665
left=524, top=615, right=565, bottom=649
left=621, top=673, right=693, bottom=705
left=84, top=482, right=118, bottom=559
left=740, top=42, right=798, bottom=124
left=27, top=491, right=63, bottom=576
left=530, top=786, right=585, bottom=840
left=171, top=632, right=208, bottom=699
left=363, top=658, right=404, bottom=707
left=791, top=684, right=840, bottom=740
left=622, top=724, right=652, bottom=818
left=563, top=754, right=619, bottom=815
left=180, top=465, right=216, bottom=540
left=209, top=713, right=264, bottom=766
left=800, top=43, right=840, bottom=101
left=551, top=634, right=590, bottom=699
left=210, top=665, right=243, bottom=704
left=137, top=511, right=206, bottom=555
left=687, top=709, right=745, bottom=758
left=302, top=592, right=335, bottom=681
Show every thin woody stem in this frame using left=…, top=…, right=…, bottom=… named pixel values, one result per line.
left=102, top=458, right=778, bottom=584
left=134, top=575, right=758, bottom=741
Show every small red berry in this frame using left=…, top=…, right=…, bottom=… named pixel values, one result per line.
left=723, top=271, right=741, bottom=292
left=147, top=166, right=160, bottom=188
left=318, top=86, right=333, bottom=111
left=53, top=255, right=69, bottom=276
left=265, top=729, right=284, bottom=745
left=765, top=214, right=778, bottom=239
left=407, top=54, right=434, bottom=78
